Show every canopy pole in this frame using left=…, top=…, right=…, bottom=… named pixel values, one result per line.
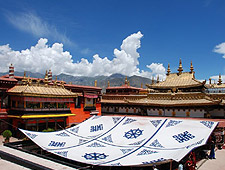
left=170, top=160, right=172, bottom=170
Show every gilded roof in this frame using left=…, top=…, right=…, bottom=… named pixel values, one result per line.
left=127, top=97, right=220, bottom=106
left=8, top=85, right=78, bottom=97
left=146, top=72, right=204, bottom=89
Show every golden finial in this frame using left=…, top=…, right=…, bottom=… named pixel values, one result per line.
left=141, top=83, right=143, bottom=88
left=177, top=58, right=183, bottom=75
left=107, top=81, right=110, bottom=87
left=125, top=76, right=128, bottom=85
left=190, top=61, right=194, bottom=73
left=95, top=80, right=97, bottom=87
left=44, top=70, right=49, bottom=86
left=157, top=75, right=159, bottom=83
left=61, top=81, right=65, bottom=88
left=152, top=76, right=154, bottom=84
left=22, top=71, right=27, bottom=85
left=167, top=63, right=171, bottom=76
left=218, top=74, right=222, bottom=85
left=54, top=76, right=58, bottom=86
left=128, top=81, right=130, bottom=86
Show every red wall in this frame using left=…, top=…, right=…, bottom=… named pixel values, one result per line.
left=68, top=103, right=101, bottom=125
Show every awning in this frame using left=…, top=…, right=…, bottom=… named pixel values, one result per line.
left=8, top=113, right=75, bottom=119
left=20, top=116, right=217, bottom=167
left=84, top=94, right=98, bottom=98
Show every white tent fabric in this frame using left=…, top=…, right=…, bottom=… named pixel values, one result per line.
left=19, top=116, right=217, bottom=166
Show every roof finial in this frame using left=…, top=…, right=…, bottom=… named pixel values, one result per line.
left=152, top=76, right=154, bottom=84
left=94, top=80, right=97, bottom=87
left=218, top=74, right=222, bottom=85
left=9, top=63, right=14, bottom=79
left=141, top=83, right=143, bottom=88
left=177, top=58, right=183, bottom=75
left=157, top=75, right=159, bottom=83
left=44, top=70, right=49, bottom=86
left=107, top=81, right=110, bottom=87
left=167, top=63, right=171, bottom=76
left=190, top=61, right=194, bottom=73
left=125, top=76, right=128, bottom=85
left=54, top=76, right=58, bottom=86
left=128, top=80, right=130, bottom=86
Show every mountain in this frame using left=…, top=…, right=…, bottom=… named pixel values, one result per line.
left=0, top=72, right=153, bottom=92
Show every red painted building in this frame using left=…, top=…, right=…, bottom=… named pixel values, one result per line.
left=0, top=65, right=102, bottom=137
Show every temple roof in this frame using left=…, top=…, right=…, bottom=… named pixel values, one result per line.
left=127, top=96, right=220, bottom=106
left=8, top=85, right=78, bottom=98
left=146, top=72, right=205, bottom=89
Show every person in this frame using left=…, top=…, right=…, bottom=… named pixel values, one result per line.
left=209, top=140, right=216, bottom=159
left=178, top=163, right=183, bottom=170
left=152, top=165, right=159, bottom=170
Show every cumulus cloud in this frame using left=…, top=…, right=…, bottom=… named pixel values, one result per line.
left=213, top=42, right=225, bottom=58
left=5, top=11, right=74, bottom=46
left=0, top=32, right=166, bottom=79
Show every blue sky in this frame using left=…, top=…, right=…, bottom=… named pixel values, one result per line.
left=1, top=0, right=225, bottom=81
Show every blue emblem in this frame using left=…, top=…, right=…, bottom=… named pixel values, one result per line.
left=87, top=142, right=105, bottom=147
left=56, top=132, right=70, bottom=137
left=102, top=134, right=113, bottom=143
left=173, top=131, right=195, bottom=143
left=149, top=139, right=164, bottom=148
left=25, top=132, right=37, bottom=139
left=137, top=149, right=158, bottom=156
left=70, top=126, right=79, bottom=133
left=55, top=151, right=68, bottom=157
left=112, top=117, right=121, bottom=124
left=200, top=121, right=214, bottom=129
left=123, top=118, right=137, bottom=125
left=166, top=120, right=182, bottom=128
left=150, top=120, right=162, bottom=128
left=83, top=152, right=108, bottom=160
left=120, top=148, right=133, bottom=154
left=124, top=128, right=143, bottom=139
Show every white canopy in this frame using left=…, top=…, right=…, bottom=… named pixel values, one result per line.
left=20, top=116, right=217, bottom=166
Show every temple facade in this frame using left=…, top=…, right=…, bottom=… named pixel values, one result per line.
left=101, top=60, right=225, bottom=119
left=0, top=65, right=102, bottom=136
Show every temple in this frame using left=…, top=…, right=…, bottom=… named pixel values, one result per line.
left=102, top=59, right=225, bottom=119
left=0, top=65, right=101, bottom=136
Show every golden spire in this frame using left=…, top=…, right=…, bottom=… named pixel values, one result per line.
left=157, top=75, right=159, bottom=83
left=218, top=74, right=222, bottom=85
left=22, top=71, right=27, bottom=85
left=190, top=61, right=194, bottom=73
left=152, top=76, right=154, bottom=84
left=177, top=58, right=183, bottom=75
left=44, top=70, right=49, bottom=86
left=128, top=80, right=130, bottom=86
left=94, top=80, right=97, bottom=87
left=141, top=83, right=143, bottom=88
left=125, top=76, right=128, bottom=85
left=54, top=75, right=58, bottom=86
left=107, top=81, right=110, bottom=87
left=167, top=63, right=171, bottom=76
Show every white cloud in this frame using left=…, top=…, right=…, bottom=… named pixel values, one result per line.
left=213, top=42, right=225, bottom=58
left=0, top=32, right=166, bottom=79
left=5, top=11, right=74, bottom=46
left=210, top=75, right=225, bottom=83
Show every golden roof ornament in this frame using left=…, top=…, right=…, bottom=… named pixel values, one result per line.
left=177, top=58, right=183, bottom=75
left=209, top=78, right=212, bottom=84
left=22, top=71, right=28, bottom=85
left=218, top=74, right=222, bottom=85
left=167, top=63, right=171, bottom=76
left=190, top=61, right=194, bottom=73
left=128, top=81, right=130, bottom=86
left=157, top=75, right=159, bottom=83
left=44, top=70, right=49, bottom=86
left=107, top=81, right=110, bottom=87
left=54, top=76, right=58, bottom=86
left=152, top=76, right=154, bottom=84
left=141, top=83, right=143, bottom=88
left=95, top=80, right=97, bottom=87
left=125, top=77, right=128, bottom=85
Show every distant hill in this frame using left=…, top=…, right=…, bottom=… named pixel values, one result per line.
left=0, top=72, right=153, bottom=92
